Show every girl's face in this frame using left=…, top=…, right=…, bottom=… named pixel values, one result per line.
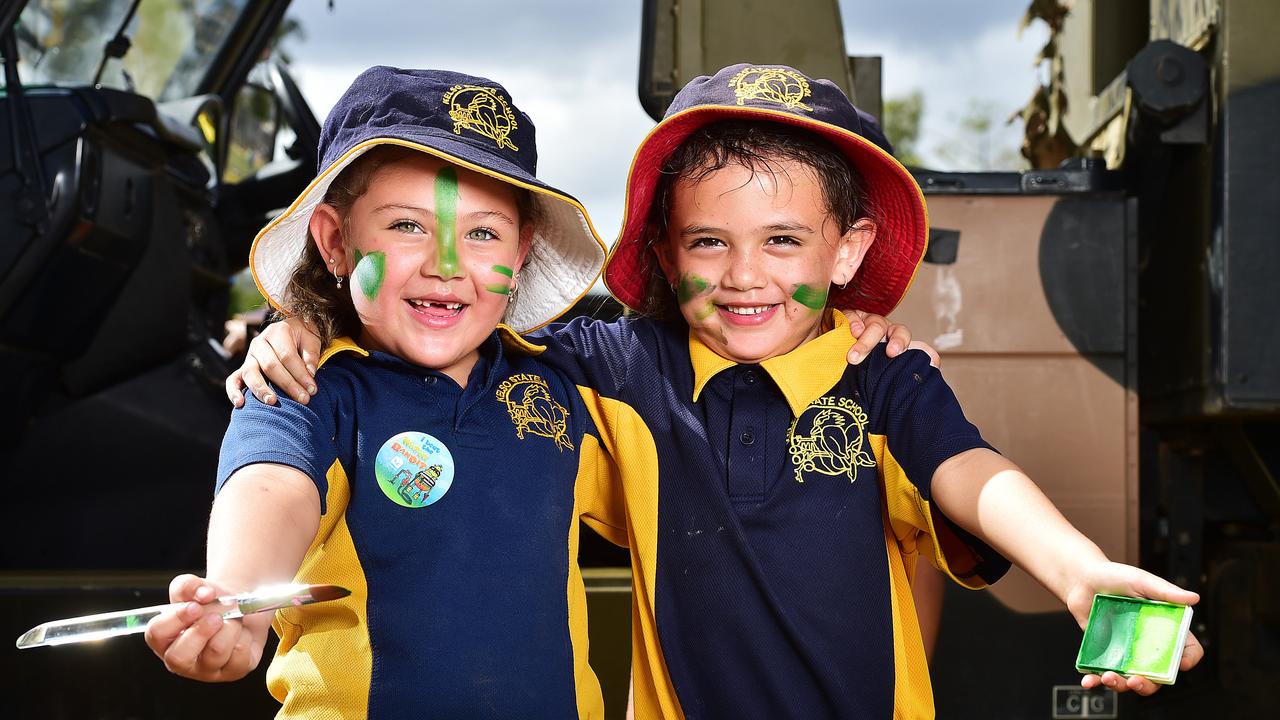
left=655, top=159, right=874, bottom=364
left=313, top=153, right=529, bottom=386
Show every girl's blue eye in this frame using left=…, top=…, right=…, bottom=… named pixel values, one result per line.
left=391, top=220, right=424, bottom=234
left=467, top=227, right=499, bottom=242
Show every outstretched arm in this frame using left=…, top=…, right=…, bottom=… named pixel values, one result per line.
left=144, top=464, right=320, bottom=681
left=930, top=448, right=1202, bottom=695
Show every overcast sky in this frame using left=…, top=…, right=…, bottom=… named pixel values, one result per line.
left=282, top=0, right=1047, bottom=255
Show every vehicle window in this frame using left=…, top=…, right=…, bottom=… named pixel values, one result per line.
left=10, top=0, right=249, bottom=101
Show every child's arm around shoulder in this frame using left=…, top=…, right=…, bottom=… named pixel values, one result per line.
left=930, top=448, right=1203, bottom=695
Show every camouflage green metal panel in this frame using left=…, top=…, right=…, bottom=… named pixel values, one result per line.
left=639, top=0, right=852, bottom=119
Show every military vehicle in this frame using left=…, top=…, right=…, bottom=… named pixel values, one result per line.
left=2, top=0, right=1275, bottom=717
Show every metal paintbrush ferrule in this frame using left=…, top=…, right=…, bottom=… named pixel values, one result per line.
left=15, top=583, right=350, bottom=649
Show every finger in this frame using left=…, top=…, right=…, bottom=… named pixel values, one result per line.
left=1080, top=674, right=1102, bottom=689
left=885, top=323, right=912, bottom=356
left=163, top=611, right=225, bottom=678
left=844, top=309, right=868, bottom=335
left=1129, top=572, right=1200, bottom=606
left=225, top=369, right=245, bottom=408
left=298, top=319, right=322, bottom=377
left=1180, top=632, right=1204, bottom=671
left=1125, top=675, right=1158, bottom=696
left=847, top=314, right=889, bottom=365
left=261, top=332, right=313, bottom=404
left=907, top=340, right=941, bottom=368
left=240, top=356, right=277, bottom=406
left=168, top=574, right=213, bottom=603
left=194, top=617, right=243, bottom=674
left=144, top=602, right=203, bottom=658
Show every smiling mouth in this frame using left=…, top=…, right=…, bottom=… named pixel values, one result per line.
left=721, top=304, right=778, bottom=316
left=407, top=298, right=466, bottom=318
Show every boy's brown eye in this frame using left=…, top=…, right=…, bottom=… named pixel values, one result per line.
left=767, top=235, right=802, bottom=246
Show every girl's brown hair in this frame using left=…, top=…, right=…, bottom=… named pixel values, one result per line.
left=638, top=120, right=875, bottom=321
left=281, top=146, right=539, bottom=346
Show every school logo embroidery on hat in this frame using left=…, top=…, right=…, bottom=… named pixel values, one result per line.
left=443, top=84, right=520, bottom=151
left=728, top=67, right=812, bottom=112
left=788, top=397, right=876, bottom=482
left=496, top=374, right=574, bottom=452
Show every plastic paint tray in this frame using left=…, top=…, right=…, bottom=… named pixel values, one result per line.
left=1076, top=594, right=1193, bottom=685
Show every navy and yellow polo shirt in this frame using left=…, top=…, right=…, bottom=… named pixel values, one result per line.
left=533, top=311, right=1010, bottom=720
left=217, top=327, right=611, bottom=719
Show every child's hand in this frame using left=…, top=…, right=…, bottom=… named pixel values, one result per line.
left=1068, top=562, right=1204, bottom=695
left=226, top=316, right=322, bottom=407
left=843, top=309, right=940, bottom=367
left=144, top=574, right=266, bottom=683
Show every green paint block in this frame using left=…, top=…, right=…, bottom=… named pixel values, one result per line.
left=791, top=283, right=829, bottom=311
left=1076, top=594, right=1193, bottom=685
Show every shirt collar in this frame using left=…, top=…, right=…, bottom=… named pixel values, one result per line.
left=318, top=323, right=542, bottom=372
left=688, top=310, right=854, bottom=417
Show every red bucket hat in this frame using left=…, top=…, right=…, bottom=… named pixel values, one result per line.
left=604, top=63, right=928, bottom=317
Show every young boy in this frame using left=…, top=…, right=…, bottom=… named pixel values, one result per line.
left=234, top=65, right=1201, bottom=718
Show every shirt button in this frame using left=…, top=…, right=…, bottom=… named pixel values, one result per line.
left=740, top=431, right=755, bottom=446
left=744, top=370, right=757, bottom=385
left=424, top=376, right=437, bottom=385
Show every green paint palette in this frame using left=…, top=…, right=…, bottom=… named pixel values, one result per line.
left=1076, top=594, right=1193, bottom=685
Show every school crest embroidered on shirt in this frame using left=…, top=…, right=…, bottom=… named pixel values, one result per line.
left=443, top=84, right=519, bottom=151
left=496, top=374, right=574, bottom=451
left=788, top=396, right=876, bottom=482
left=728, top=67, right=812, bottom=112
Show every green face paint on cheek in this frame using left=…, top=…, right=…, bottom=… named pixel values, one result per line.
left=485, top=265, right=513, bottom=295
left=791, top=283, right=829, bottom=311
left=491, top=264, right=514, bottom=278
left=353, top=251, right=386, bottom=300
left=433, top=167, right=460, bottom=277
left=676, top=273, right=717, bottom=320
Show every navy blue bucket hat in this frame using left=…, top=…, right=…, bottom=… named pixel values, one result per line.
left=605, top=63, right=927, bottom=317
left=250, top=66, right=606, bottom=332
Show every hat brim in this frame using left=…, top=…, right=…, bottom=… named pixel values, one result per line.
left=250, top=133, right=606, bottom=334
left=604, top=105, right=929, bottom=317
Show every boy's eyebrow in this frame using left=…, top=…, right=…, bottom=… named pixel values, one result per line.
left=679, top=221, right=816, bottom=235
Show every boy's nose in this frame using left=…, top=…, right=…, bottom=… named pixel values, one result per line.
left=723, top=248, right=763, bottom=291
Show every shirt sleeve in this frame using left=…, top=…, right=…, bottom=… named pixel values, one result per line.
left=526, top=316, right=642, bottom=397
left=864, top=347, right=1010, bottom=588
left=216, top=383, right=340, bottom=514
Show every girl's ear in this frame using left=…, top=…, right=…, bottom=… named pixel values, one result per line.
left=512, top=221, right=535, bottom=275
left=310, top=204, right=349, bottom=274
left=830, top=218, right=877, bottom=287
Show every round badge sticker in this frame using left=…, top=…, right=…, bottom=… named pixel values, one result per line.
left=374, top=431, right=455, bottom=508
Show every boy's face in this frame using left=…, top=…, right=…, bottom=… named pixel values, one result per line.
left=317, top=154, right=528, bottom=384
left=656, top=159, right=874, bottom=364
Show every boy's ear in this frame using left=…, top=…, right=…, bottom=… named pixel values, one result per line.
left=310, top=204, right=348, bottom=274
left=830, top=219, right=877, bottom=287
left=652, top=238, right=678, bottom=287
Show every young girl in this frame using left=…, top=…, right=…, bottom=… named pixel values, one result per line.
left=144, top=67, right=616, bottom=718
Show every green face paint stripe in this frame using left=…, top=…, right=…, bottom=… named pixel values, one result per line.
left=354, top=251, right=386, bottom=300
left=791, top=283, right=829, bottom=310
left=353, top=249, right=364, bottom=265
left=434, top=167, right=459, bottom=277
left=491, top=264, right=514, bottom=278
left=676, top=274, right=714, bottom=304
left=485, top=283, right=511, bottom=295
left=693, top=303, right=716, bottom=320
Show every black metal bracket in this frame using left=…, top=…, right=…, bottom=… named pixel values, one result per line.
left=1, top=26, right=50, bottom=236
